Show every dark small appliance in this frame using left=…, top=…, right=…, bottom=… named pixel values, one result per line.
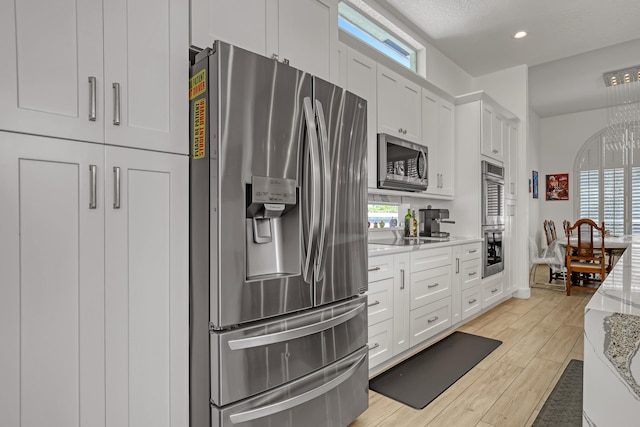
left=418, top=208, right=455, bottom=238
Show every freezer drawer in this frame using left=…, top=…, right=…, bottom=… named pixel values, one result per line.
left=211, top=296, right=367, bottom=406
left=212, top=346, right=369, bottom=427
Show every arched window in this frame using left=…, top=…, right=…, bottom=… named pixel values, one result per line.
left=575, top=122, right=640, bottom=235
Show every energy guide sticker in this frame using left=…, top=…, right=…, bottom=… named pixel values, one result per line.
left=193, top=99, right=206, bottom=159
left=189, top=69, right=206, bottom=100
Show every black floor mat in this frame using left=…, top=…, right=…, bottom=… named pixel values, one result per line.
left=532, top=359, right=583, bottom=427
left=369, top=331, right=502, bottom=409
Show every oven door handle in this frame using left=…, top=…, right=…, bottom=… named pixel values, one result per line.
left=418, top=149, right=427, bottom=179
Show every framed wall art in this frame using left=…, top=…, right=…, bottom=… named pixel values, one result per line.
left=546, top=173, right=569, bottom=201
left=532, top=171, right=539, bottom=199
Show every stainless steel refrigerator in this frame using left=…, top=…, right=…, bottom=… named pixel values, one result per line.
left=189, top=41, right=369, bottom=427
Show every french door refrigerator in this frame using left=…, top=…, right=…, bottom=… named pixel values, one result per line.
left=189, top=41, right=369, bottom=427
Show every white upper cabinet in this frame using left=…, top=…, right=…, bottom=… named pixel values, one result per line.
left=481, top=102, right=505, bottom=162
left=0, top=0, right=104, bottom=143
left=343, top=47, right=378, bottom=189
left=0, top=0, right=188, bottom=154
left=103, top=0, right=188, bottom=154
left=191, top=0, right=338, bottom=82
left=377, top=64, right=421, bottom=143
left=422, top=88, right=454, bottom=197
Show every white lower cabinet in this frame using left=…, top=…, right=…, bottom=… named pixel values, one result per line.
left=461, top=285, right=482, bottom=320
left=409, top=265, right=451, bottom=310
left=409, top=298, right=451, bottom=347
left=366, top=278, right=394, bottom=326
left=482, top=275, right=504, bottom=308
left=368, top=318, right=394, bottom=368
left=392, top=253, right=411, bottom=355
left=0, top=131, right=189, bottom=426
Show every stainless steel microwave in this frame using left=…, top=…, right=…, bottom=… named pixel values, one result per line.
left=377, top=133, right=428, bottom=192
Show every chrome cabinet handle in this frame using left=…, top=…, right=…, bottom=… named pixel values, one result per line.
left=428, top=283, right=439, bottom=288
left=398, top=128, right=403, bottom=133
left=400, top=268, right=405, bottom=290
left=89, top=165, right=97, bottom=209
left=428, top=316, right=439, bottom=323
left=368, top=343, right=380, bottom=351
left=112, top=82, right=121, bottom=125
left=469, top=298, right=477, bottom=304
left=403, top=129, right=407, bottom=134
left=468, top=271, right=476, bottom=276
left=88, top=77, right=96, bottom=121
left=491, top=288, right=499, bottom=293
left=469, top=249, right=478, bottom=253
left=227, top=303, right=365, bottom=350
left=113, top=166, right=121, bottom=209
left=492, top=149, right=498, bottom=153
left=367, top=300, right=380, bottom=308
left=456, top=258, right=460, bottom=274
left=368, top=266, right=381, bottom=272
left=229, top=354, right=366, bottom=423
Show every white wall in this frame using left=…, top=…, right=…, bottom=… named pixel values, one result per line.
left=539, top=107, right=609, bottom=229
left=528, top=110, right=542, bottom=247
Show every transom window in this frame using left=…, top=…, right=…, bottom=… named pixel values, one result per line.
left=338, top=1, right=419, bottom=71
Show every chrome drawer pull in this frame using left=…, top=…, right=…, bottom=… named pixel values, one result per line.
left=427, top=316, right=439, bottom=323
left=491, top=288, right=499, bottom=293
left=367, top=300, right=380, bottom=308
left=368, top=343, right=380, bottom=351
left=400, top=268, right=405, bottom=290
left=427, top=283, right=439, bottom=288
left=368, top=266, right=381, bottom=272
left=468, top=272, right=476, bottom=276
left=469, top=249, right=478, bottom=253
left=469, top=298, right=477, bottom=304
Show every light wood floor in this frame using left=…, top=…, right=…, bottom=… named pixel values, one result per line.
left=350, top=269, right=591, bottom=427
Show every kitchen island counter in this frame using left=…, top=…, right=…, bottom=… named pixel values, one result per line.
left=368, top=236, right=483, bottom=257
left=583, top=235, right=640, bottom=426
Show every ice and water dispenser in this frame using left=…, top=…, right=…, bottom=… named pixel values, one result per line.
left=245, top=176, right=300, bottom=280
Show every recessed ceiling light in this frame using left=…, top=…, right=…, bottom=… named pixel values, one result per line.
left=513, top=31, right=527, bottom=39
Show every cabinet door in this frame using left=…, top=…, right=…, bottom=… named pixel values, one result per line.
left=422, top=89, right=439, bottom=194
left=190, top=0, right=273, bottom=55
left=0, top=0, right=104, bottom=142
left=278, top=0, right=338, bottom=82
left=0, top=132, right=105, bottom=427
left=437, top=100, right=455, bottom=196
left=481, top=103, right=493, bottom=158
left=393, top=253, right=411, bottom=355
left=508, top=123, right=518, bottom=197
left=104, top=0, right=188, bottom=154
left=345, top=48, right=378, bottom=189
left=491, top=113, right=504, bottom=161
left=105, top=147, right=188, bottom=427
left=377, top=64, right=421, bottom=143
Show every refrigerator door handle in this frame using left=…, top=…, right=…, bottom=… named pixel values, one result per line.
left=227, top=302, right=365, bottom=350
left=228, top=353, right=367, bottom=424
left=313, top=100, right=331, bottom=279
left=302, top=97, right=321, bottom=284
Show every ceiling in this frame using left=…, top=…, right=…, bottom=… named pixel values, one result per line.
left=379, top=0, right=640, bottom=117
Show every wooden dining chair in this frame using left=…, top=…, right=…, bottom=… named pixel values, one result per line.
left=543, top=220, right=554, bottom=246
left=562, top=220, right=572, bottom=238
left=565, top=219, right=606, bottom=296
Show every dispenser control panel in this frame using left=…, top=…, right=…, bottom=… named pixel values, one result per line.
left=251, top=176, right=297, bottom=204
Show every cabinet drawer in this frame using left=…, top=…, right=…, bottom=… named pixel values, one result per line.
left=461, top=285, right=482, bottom=320
left=409, top=298, right=451, bottom=348
left=411, top=246, right=452, bottom=272
left=482, top=279, right=504, bottom=308
left=461, top=242, right=482, bottom=261
left=368, top=318, right=393, bottom=368
left=410, top=265, right=451, bottom=310
left=461, top=258, right=481, bottom=290
left=368, top=255, right=394, bottom=282
left=366, top=278, right=393, bottom=325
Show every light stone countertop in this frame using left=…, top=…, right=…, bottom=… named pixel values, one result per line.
left=582, top=235, right=640, bottom=426
left=368, top=236, right=483, bottom=257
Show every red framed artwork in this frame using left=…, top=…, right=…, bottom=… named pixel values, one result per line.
left=546, top=173, right=569, bottom=201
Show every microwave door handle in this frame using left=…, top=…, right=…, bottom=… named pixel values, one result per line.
left=228, top=353, right=366, bottom=424
left=313, top=99, right=331, bottom=280
left=302, top=97, right=321, bottom=284
left=419, top=149, right=427, bottom=179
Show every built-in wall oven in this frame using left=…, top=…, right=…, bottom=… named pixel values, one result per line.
left=481, top=161, right=505, bottom=278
